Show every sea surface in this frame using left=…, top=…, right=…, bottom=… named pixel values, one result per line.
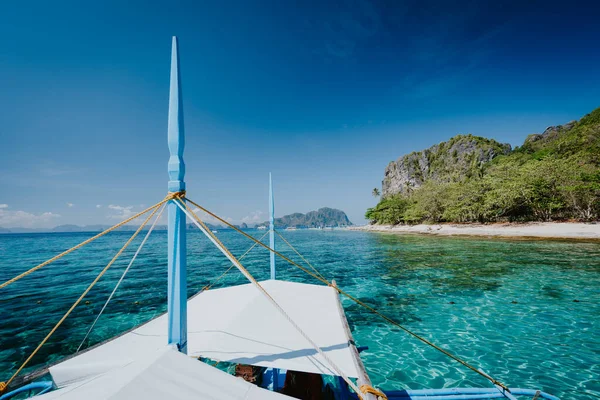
left=1, top=230, right=599, bottom=399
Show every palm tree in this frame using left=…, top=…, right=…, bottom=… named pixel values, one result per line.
left=372, top=188, right=380, bottom=197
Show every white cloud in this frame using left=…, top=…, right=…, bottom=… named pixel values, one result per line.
left=108, top=204, right=135, bottom=219
left=0, top=204, right=8, bottom=209
left=0, top=208, right=60, bottom=228
left=96, top=204, right=102, bottom=208
left=241, top=210, right=265, bottom=225
left=67, top=203, right=74, bottom=208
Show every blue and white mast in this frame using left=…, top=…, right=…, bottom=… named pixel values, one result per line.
left=167, top=36, right=187, bottom=353
left=269, top=173, right=275, bottom=280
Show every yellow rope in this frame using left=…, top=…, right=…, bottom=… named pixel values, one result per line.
left=275, top=229, right=327, bottom=281
left=166, top=190, right=186, bottom=200
left=177, top=198, right=365, bottom=397
left=0, top=197, right=173, bottom=291
left=200, top=231, right=269, bottom=292
left=185, top=198, right=338, bottom=286
left=360, top=385, right=388, bottom=399
left=183, top=197, right=511, bottom=394
left=0, top=203, right=162, bottom=393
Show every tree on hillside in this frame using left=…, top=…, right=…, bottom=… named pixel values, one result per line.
left=365, top=106, right=600, bottom=225
left=372, top=188, right=380, bottom=197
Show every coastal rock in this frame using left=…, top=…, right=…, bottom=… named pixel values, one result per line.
left=382, top=134, right=511, bottom=197
left=260, top=207, right=352, bottom=228
left=523, top=120, right=576, bottom=148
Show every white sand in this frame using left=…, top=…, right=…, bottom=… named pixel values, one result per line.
left=348, top=222, right=600, bottom=239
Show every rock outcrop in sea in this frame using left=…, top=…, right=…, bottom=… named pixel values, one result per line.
left=258, top=207, right=352, bottom=228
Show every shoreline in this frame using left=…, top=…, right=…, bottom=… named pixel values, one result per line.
left=348, top=222, right=600, bottom=240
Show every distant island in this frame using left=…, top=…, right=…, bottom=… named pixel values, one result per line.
left=0, top=223, right=246, bottom=234
left=365, top=107, right=600, bottom=226
left=256, top=207, right=352, bottom=229
left=0, top=208, right=351, bottom=233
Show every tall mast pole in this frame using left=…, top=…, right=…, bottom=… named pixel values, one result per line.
left=269, top=173, right=275, bottom=280
left=167, top=36, right=187, bottom=353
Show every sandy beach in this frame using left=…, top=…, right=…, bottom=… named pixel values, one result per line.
left=348, top=222, right=600, bottom=240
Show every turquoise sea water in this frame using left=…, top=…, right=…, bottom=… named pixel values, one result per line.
left=1, top=230, right=599, bottom=399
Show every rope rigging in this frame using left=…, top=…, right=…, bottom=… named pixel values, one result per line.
left=174, top=198, right=366, bottom=397
left=0, top=192, right=267, bottom=395
left=0, top=201, right=164, bottom=392
left=199, top=230, right=270, bottom=293
left=274, top=229, right=327, bottom=282
left=0, top=195, right=175, bottom=291
left=183, top=196, right=511, bottom=394
left=1, top=190, right=510, bottom=399
left=76, top=203, right=167, bottom=353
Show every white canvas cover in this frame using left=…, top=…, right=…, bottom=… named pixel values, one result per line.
left=49, top=280, right=360, bottom=389
left=38, top=345, right=291, bottom=399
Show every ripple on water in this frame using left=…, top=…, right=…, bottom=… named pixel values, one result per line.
left=0, top=231, right=599, bottom=399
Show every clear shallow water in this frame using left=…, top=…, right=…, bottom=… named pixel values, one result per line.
left=1, top=230, right=599, bottom=399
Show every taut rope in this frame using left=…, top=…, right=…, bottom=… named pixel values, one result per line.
left=0, top=203, right=162, bottom=392
left=184, top=196, right=511, bottom=394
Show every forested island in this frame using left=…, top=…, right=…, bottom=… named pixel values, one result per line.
left=366, top=107, right=600, bottom=225
left=257, top=207, right=352, bottom=229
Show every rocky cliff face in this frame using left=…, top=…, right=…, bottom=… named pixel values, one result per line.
left=259, top=207, right=352, bottom=228
left=382, top=134, right=511, bottom=197
left=522, top=121, right=576, bottom=150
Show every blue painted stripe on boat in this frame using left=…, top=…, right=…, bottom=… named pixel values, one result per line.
left=0, top=381, right=53, bottom=400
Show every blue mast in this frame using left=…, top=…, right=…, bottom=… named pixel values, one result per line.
left=269, top=173, right=275, bottom=279
left=269, top=173, right=279, bottom=389
left=167, top=36, right=187, bottom=353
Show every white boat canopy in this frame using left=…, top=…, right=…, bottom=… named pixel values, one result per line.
left=48, top=280, right=361, bottom=390
left=38, top=345, right=290, bottom=399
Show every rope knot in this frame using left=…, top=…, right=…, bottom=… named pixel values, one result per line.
left=359, top=384, right=387, bottom=399
left=494, top=380, right=511, bottom=393
left=166, top=191, right=186, bottom=201
left=0, top=381, right=7, bottom=393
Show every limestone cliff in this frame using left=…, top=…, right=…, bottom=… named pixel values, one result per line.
left=522, top=121, right=576, bottom=150
left=382, top=134, right=511, bottom=197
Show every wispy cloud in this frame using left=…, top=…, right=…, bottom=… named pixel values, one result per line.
left=0, top=204, right=8, bottom=209
left=96, top=204, right=102, bottom=208
left=0, top=208, right=60, bottom=228
left=108, top=204, right=135, bottom=219
left=67, top=202, right=74, bottom=207
left=241, top=210, right=265, bottom=225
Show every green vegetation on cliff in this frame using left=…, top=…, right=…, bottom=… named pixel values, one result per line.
left=367, top=107, right=600, bottom=224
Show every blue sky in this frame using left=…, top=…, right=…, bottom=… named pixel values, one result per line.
left=1, top=0, right=599, bottom=228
